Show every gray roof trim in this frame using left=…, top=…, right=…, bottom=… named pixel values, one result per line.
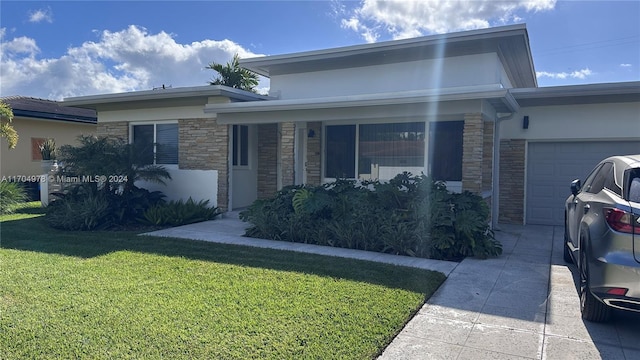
left=512, top=81, right=640, bottom=106
left=204, top=85, right=518, bottom=117
left=63, top=85, right=270, bottom=109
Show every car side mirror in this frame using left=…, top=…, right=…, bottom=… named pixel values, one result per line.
left=570, top=179, right=581, bottom=196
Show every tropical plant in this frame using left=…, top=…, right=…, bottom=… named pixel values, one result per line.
left=0, top=100, right=18, bottom=149
left=39, top=138, right=57, bottom=160
left=141, top=198, right=221, bottom=226
left=46, top=136, right=171, bottom=229
left=240, top=173, right=502, bottom=260
left=207, top=54, right=259, bottom=92
left=0, top=181, right=27, bottom=214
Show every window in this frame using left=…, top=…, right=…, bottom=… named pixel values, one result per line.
left=604, top=163, right=621, bottom=196
left=325, top=125, right=356, bottom=178
left=429, top=121, right=463, bottom=181
left=324, top=122, right=425, bottom=180
left=131, top=123, right=178, bottom=165
left=232, top=125, right=249, bottom=167
left=585, top=162, right=613, bottom=194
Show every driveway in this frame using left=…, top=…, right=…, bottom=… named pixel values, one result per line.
left=379, top=224, right=640, bottom=360
left=145, top=217, right=640, bottom=359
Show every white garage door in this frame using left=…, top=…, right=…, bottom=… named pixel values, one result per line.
left=526, top=141, right=640, bottom=225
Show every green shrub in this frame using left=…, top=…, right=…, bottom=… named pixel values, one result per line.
left=45, top=184, right=166, bottom=230
left=45, top=189, right=112, bottom=230
left=240, top=173, right=502, bottom=260
left=0, top=181, right=27, bottom=214
left=141, top=198, right=221, bottom=226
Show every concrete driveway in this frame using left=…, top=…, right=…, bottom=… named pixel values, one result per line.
left=379, top=224, right=640, bottom=360
left=145, top=217, right=640, bottom=359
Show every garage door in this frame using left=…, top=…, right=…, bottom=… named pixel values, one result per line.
left=526, top=141, right=640, bottom=225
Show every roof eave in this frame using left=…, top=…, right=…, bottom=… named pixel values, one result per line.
left=63, top=85, right=269, bottom=109
left=205, top=86, right=518, bottom=119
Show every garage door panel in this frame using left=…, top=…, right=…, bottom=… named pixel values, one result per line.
left=526, top=141, right=640, bottom=225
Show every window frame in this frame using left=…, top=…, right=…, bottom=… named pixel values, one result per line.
left=322, top=120, right=432, bottom=182
left=129, top=121, right=179, bottom=167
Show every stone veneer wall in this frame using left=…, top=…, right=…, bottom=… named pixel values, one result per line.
left=257, top=124, right=278, bottom=199
left=96, top=122, right=128, bottom=141
left=306, top=122, right=322, bottom=186
left=178, top=118, right=229, bottom=211
left=461, top=113, right=485, bottom=194
left=499, top=139, right=526, bottom=224
left=280, top=122, right=296, bottom=188
left=482, top=121, right=494, bottom=193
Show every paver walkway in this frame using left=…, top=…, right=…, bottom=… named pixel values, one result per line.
left=144, top=215, right=640, bottom=359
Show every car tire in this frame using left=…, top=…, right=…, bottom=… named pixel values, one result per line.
left=579, top=243, right=611, bottom=322
left=563, top=226, right=573, bottom=263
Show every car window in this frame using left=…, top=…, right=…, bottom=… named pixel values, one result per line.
left=604, top=162, right=622, bottom=196
left=581, top=163, right=604, bottom=193
left=629, top=170, right=640, bottom=203
left=584, top=162, right=613, bottom=194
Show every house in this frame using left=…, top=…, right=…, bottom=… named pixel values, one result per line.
left=0, top=96, right=97, bottom=198
left=63, top=24, right=640, bottom=226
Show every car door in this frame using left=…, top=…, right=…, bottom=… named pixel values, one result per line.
left=567, top=163, right=603, bottom=247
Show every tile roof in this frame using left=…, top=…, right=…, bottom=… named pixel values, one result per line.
left=1, top=96, right=97, bottom=124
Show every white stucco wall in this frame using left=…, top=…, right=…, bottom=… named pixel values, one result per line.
left=270, top=53, right=505, bottom=100
left=136, top=169, right=219, bottom=207
left=501, top=102, right=640, bottom=141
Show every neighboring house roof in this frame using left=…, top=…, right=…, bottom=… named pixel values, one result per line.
left=511, top=81, right=640, bottom=107
left=241, top=24, right=537, bottom=88
left=63, top=85, right=271, bottom=110
left=2, top=96, right=97, bottom=124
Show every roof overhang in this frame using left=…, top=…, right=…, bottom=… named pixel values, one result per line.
left=205, top=85, right=519, bottom=124
left=241, top=24, right=537, bottom=88
left=512, top=81, right=640, bottom=107
left=63, top=85, right=270, bottom=110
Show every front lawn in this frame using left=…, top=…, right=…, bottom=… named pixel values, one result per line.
left=0, top=203, right=445, bottom=359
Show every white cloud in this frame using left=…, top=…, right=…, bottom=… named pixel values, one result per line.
left=29, top=7, right=53, bottom=23
left=0, top=25, right=268, bottom=100
left=340, top=0, right=557, bottom=41
left=620, top=63, right=632, bottom=68
left=536, top=68, right=593, bottom=80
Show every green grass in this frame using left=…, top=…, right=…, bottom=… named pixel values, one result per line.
left=0, top=203, right=446, bottom=359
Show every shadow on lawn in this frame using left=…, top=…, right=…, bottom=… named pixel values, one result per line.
left=0, top=215, right=445, bottom=294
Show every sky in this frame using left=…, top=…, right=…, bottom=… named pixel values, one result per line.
left=1, top=0, right=639, bottom=100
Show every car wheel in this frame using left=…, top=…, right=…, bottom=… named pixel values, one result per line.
left=579, top=243, right=611, bottom=322
left=563, top=226, right=573, bottom=263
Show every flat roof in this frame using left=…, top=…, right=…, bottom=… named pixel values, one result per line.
left=63, top=85, right=270, bottom=109
left=512, top=81, right=640, bottom=106
left=241, top=24, right=537, bottom=88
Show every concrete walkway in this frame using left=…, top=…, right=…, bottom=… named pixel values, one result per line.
left=143, top=215, right=640, bottom=360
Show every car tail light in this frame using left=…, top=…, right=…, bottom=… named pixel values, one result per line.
left=604, top=208, right=640, bottom=234
left=606, top=288, right=629, bottom=296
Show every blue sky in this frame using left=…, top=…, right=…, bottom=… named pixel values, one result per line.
left=1, top=1, right=639, bottom=100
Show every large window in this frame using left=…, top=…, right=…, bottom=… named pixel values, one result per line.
left=232, top=125, right=249, bottom=167
left=429, top=121, right=463, bottom=181
left=131, top=123, right=178, bottom=165
left=325, top=122, right=425, bottom=180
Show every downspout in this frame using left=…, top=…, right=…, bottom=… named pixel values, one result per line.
left=492, top=112, right=515, bottom=230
